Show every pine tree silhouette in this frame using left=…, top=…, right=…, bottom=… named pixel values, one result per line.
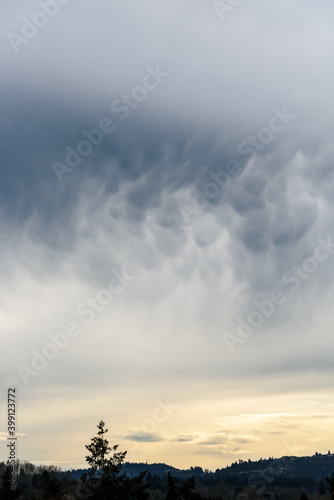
left=80, top=420, right=149, bottom=500
left=0, top=464, right=19, bottom=500
left=165, top=472, right=204, bottom=500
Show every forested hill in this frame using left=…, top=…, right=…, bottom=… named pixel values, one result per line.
left=69, top=463, right=204, bottom=480
left=69, top=452, right=334, bottom=481
left=215, top=452, right=334, bottom=480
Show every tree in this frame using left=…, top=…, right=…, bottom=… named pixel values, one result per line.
left=44, top=475, right=62, bottom=499
left=166, top=472, right=178, bottom=500
left=318, top=479, right=326, bottom=495
left=165, top=473, right=203, bottom=500
left=327, top=473, right=334, bottom=500
left=180, top=476, right=203, bottom=500
left=86, top=421, right=126, bottom=470
left=80, top=420, right=149, bottom=500
left=0, top=464, right=19, bottom=499
left=299, top=493, right=309, bottom=500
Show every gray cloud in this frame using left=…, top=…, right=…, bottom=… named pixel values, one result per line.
left=1, top=0, right=334, bottom=469
left=124, top=432, right=163, bottom=443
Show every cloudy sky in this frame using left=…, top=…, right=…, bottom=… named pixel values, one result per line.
left=1, top=0, right=334, bottom=470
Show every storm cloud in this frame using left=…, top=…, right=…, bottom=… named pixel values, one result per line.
left=1, top=0, right=334, bottom=470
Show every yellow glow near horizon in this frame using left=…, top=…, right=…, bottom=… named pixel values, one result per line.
left=10, top=386, right=334, bottom=471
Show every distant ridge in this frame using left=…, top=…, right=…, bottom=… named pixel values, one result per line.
left=68, top=452, right=334, bottom=481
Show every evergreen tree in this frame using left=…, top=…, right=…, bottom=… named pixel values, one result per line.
left=318, top=479, right=326, bottom=495
left=180, top=476, right=203, bottom=500
left=166, top=472, right=179, bottom=500
left=40, top=469, right=50, bottom=492
left=165, top=472, right=203, bottom=500
left=80, top=420, right=149, bottom=499
left=327, top=473, right=334, bottom=500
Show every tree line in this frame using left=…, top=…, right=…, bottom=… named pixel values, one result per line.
left=1, top=420, right=334, bottom=499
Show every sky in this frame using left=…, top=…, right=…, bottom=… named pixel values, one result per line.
left=1, top=0, right=334, bottom=471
